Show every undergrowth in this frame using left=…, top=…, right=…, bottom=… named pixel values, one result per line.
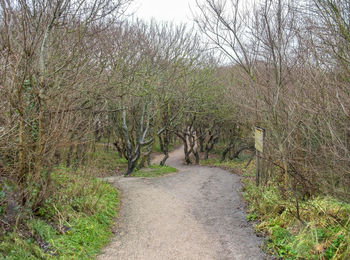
left=201, top=156, right=350, bottom=259
left=85, top=146, right=127, bottom=176
left=152, top=138, right=178, bottom=153
left=0, top=167, right=119, bottom=259
left=132, top=164, right=177, bottom=177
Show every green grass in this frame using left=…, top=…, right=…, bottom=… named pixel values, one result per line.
left=201, top=156, right=350, bottom=259
left=0, top=167, right=119, bottom=259
left=245, top=184, right=350, bottom=259
left=210, top=142, right=226, bottom=155
left=200, top=156, right=254, bottom=175
left=85, top=146, right=127, bottom=176
left=152, top=142, right=175, bottom=153
left=132, top=164, right=177, bottom=177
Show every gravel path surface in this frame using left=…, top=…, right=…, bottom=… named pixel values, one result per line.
left=98, top=147, right=265, bottom=260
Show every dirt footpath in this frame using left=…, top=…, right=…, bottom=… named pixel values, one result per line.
left=98, top=147, right=265, bottom=260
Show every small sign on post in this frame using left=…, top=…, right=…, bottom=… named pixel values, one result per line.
left=255, top=126, right=265, bottom=186
left=255, top=127, right=265, bottom=153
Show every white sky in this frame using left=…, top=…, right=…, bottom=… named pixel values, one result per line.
left=130, top=0, right=196, bottom=25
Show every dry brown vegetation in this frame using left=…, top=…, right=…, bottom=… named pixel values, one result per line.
left=0, top=0, right=225, bottom=230
left=1, top=0, right=350, bottom=258
left=194, top=0, right=350, bottom=203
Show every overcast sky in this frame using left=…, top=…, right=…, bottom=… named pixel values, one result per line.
left=130, top=0, right=196, bottom=25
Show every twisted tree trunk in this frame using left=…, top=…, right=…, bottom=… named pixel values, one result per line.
left=122, top=105, right=154, bottom=176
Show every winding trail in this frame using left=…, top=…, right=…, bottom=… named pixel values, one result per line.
left=98, top=147, right=265, bottom=260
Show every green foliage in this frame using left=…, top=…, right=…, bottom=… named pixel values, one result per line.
left=246, top=213, right=258, bottom=221
left=247, top=185, right=350, bottom=259
left=152, top=141, right=175, bottom=153
left=0, top=168, right=119, bottom=259
left=86, top=146, right=127, bottom=176
left=132, top=164, right=177, bottom=177
left=153, top=141, right=162, bottom=153
left=199, top=156, right=255, bottom=175
left=27, top=212, right=115, bottom=259
left=211, top=142, right=227, bottom=155
left=0, top=233, right=48, bottom=259
left=268, top=226, right=296, bottom=257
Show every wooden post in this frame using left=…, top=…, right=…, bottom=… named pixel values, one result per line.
left=256, top=150, right=260, bottom=186
left=255, top=127, right=265, bottom=186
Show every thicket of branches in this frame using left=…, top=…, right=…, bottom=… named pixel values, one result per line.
left=1, top=0, right=350, bottom=225
left=0, top=0, right=227, bottom=217
left=194, top=0, right=350, bottom=202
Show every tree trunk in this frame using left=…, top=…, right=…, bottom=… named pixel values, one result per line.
left=229, top=145, right=254, bottom=159
left=137, top=143, right=153, bottom=169
left=221, top=142, right=235, bottom=162
left=122, top=105, right=153, bottom=176
left=176, top=131, right=191, bottom=164
left=194, top=149, right=200, bottom=164
left=160, top=152, right=169, bottom=166
left=198, top=128, right=205, bottom=152
left=204, top=133, right=219, bottom=160
left=113, top=139, right=124, bottom=158
left=125, top=161, right=136, bottom=176
left=158, top=129, right=170, bottom=166
left=183, top=138, right=191, bottom=164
